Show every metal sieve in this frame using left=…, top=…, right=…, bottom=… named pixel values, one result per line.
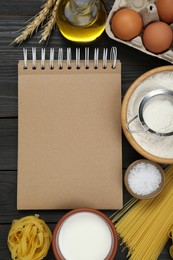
left=126, top=89, right=173, bottom=136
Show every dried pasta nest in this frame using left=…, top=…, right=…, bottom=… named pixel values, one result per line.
left=7, top=215, right=52, bottom=260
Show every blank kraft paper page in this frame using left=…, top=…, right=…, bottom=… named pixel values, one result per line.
left=17, top=59, right=122, bottom=210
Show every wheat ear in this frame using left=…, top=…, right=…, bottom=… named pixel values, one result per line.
left=12, top=0, right=56, bottom=44
left=39, top=0, right=60, bottom=42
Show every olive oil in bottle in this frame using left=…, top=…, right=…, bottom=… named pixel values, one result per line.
left=56, top=0, right=107, bottom=43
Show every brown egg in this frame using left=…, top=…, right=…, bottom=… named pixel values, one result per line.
left=156, top=0, right=173, bottom=24
left=111, top=8, right=143, bottom=41
left=143, top=21, right=173, bottom=54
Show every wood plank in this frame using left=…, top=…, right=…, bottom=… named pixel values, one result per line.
left=0, top=119, right=17, bottom=170
left=0, top=223, right=171, bottom=259
left=0, top=1, right=171, bottom=259
left=0, top=0, right=101, bottom=14
left=0, top=0, right=114, bottom=16
left=0, top=170, right=131, bottom=224
left=0, top=44, right=168, bottom=118
left=0, top=0, right=47, bottom=16
left=0, top=170, right=78, bottom=223
left=0, top=10, right=169, bottom=119
left=0, top=118, right=140, bottom=170
left=1, top=167, right=170, bottom=260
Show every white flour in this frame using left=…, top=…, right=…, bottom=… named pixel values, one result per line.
left=143, top=99, right=173, bottom=134
left=127, top=71, right=173, bottom=158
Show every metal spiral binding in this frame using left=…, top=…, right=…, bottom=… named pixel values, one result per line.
left=23, top=48, right=28, bottom=69
left=85, top=47, right=89, bottom=69
left=76, top=48, right=80, bottom=69
left=41, top=48, right=45, bottom=69
left=110, top=46, right=117, bottom=69
left=23, top=47, right=117, bottom=70
left=50, top=48, right=54, bottom=69
left=58, top=48, right=63, bottom=69
left=67, top=47, right=72, bottom=69
left=102, top=48, right=108, bottom=69
left=32, top=47, right=37, bottom=69
left=94, top=48, right=99, bottom=69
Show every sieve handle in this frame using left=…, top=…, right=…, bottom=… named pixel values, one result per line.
left=126, top=115, right=148, bottom=134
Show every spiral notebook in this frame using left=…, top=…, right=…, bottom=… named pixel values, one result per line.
left=17, top=47, right=122, bottom=210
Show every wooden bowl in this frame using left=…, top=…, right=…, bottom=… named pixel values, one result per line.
left=52, top=208, right=118, bottom=260
left=121, top=65, right=173, bottom=164
left=124, top=159, right=165, bottom=199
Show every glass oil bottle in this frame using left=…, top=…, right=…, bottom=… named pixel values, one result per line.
left=56, top=0, right=107, bottom=43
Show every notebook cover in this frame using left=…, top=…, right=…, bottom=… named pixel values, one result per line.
left=17, top=60, right=122, bottom=210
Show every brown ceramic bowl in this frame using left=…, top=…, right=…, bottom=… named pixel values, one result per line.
left=52, top=208, right=118, bottom=260
left=124, top=159, right=165, bottom=199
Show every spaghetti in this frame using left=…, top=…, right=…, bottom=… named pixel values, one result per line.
left=112, top=165, right=173, bottom=260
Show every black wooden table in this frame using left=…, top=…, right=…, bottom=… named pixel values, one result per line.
left=0, top=0, right=171, bottom=259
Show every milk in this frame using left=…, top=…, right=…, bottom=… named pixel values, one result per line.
left=57, top=212, right=113, bottom=260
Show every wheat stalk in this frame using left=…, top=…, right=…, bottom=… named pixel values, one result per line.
left=39, top=0, right=60, bottom=42
left=12, top=0, right=56, bottom=44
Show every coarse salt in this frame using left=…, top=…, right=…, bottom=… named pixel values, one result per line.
left=127, top=162, right=162, bottom=196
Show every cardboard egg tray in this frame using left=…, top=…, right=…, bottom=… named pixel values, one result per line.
left=106, top=0, right=173, bottom=63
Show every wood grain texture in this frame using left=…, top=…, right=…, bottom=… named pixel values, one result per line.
left=0, top=170, right=131, bottom=223
left=122, top=66, right=173, bottom=164
left=0, top=0, right=171, bottom=259
left=0, top=118, right=141, bottom=170
left=0, top=171, right=171, bottom=259
left=0, top=224, right=171, bottom=260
